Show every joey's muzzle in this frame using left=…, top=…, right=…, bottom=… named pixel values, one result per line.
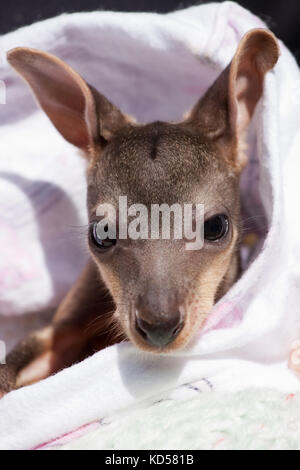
left=135, top=310, right=184, bottom=347
left=134, top=291, right=185, bottom=347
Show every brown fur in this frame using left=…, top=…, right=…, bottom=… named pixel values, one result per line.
left=0, top=29, right=279, bottom=393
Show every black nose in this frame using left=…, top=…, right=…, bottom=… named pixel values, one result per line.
left=135, top=310, right=184, bottom=347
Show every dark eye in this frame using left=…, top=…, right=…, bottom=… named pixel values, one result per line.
left=204, top=214, right=229, bottom=241
left=90, top=222, right=116, bottom=250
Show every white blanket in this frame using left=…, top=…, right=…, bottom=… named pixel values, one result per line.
left=1, top=1, right=300, bottom=450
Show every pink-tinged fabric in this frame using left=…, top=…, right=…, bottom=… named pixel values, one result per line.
left=288, top=340, right=300, bottom=380
left=204, top=300, right=244, bottom=332
left=34, top=421, right=100, bottom=450
left=0, top=219, right=38, bottom=294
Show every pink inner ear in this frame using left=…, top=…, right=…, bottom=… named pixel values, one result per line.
left=7, top=49, right=97, bottom=151
left=234, top=66, right=261, bottom=134
left=228, top=30, right=279, bottom=137
left=30, top=64, right=93, bottom=149
left=235, top=74, right=252, bottom=132
left=43, top=101, right=91, bottom=149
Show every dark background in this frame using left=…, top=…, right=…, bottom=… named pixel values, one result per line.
left=1, top=1, right=300, bottom=60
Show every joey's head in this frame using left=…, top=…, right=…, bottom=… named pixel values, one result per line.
left=7, top=29, right=279, bottom=352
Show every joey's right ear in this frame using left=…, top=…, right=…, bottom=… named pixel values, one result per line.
left=186, top=29, right=279, bottom=172
left=7, top=47, right=128, bottom=154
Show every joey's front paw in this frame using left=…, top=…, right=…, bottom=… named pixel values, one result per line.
left=0, top=365, right=16, bottom=397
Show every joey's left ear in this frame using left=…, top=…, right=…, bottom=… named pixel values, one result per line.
left=7, top=47, right=128, bottom=154
left=187, top=29, right=280, bottom=170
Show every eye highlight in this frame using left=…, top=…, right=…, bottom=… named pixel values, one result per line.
left=204, top=214, right=229, bottom=242
left=90, top=221, right=116, bottom=250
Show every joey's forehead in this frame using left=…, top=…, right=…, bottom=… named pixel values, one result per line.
left=88, top=122, right=237, bottom=210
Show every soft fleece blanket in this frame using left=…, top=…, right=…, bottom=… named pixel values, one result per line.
left=1, top=1, right=300, bottom=450
left=46, top=389, right=300, bottom=450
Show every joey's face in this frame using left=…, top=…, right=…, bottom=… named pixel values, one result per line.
left=10, top=30, right=278, bottom=353
left=87, top=122, right=241, bottom=352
